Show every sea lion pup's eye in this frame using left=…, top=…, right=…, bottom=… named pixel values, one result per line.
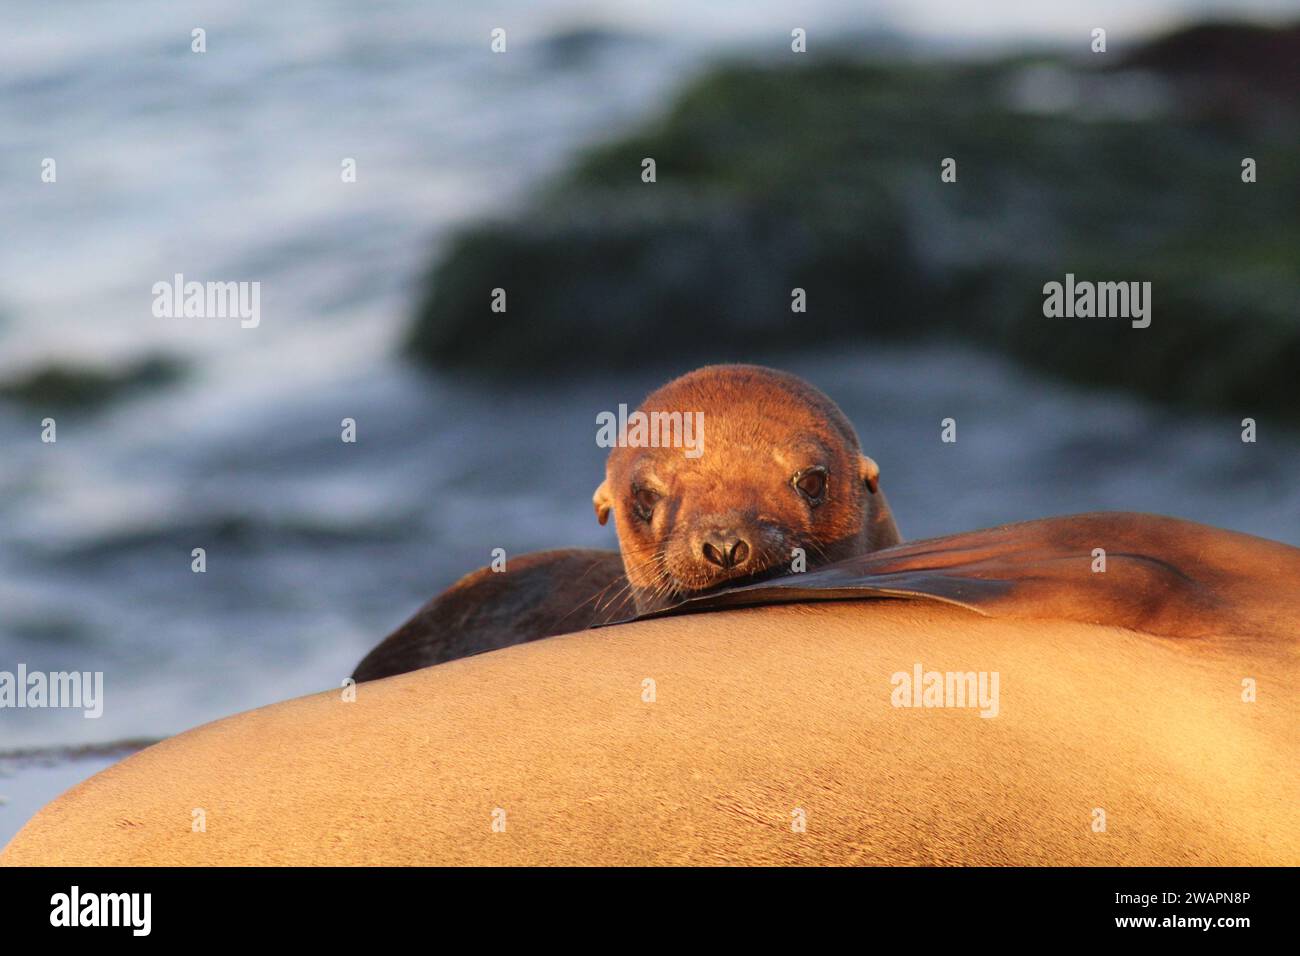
left=632, top=485, right=661, bottom=521
left=793, top=466, right=828, bottom=504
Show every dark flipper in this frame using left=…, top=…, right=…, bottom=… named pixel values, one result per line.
left=633, top=512, right=1300, bottom=644
left=353, top=549, right=629, bottom=682
left=358, top=514, right=1299, bottom=682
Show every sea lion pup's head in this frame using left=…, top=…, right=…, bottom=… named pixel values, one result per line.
left=594, top=364, right=901, bottom=614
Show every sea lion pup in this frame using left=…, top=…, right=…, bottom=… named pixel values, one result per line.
left=352, top=364, right=900, bottom=682
left=593, top=364, right=901, bottom=614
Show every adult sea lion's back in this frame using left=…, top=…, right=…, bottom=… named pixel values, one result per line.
left=3, top=514, right=1295, bottom=866
left=669, top=511, right=1300, bottom=646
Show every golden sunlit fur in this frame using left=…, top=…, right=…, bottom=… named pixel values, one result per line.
left=594, top=365, right=901, bottom=613
left=4, top=566, right=1295, bottom=865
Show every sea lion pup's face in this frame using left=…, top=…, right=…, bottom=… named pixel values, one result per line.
left=594, top=365, right=901, bottom=614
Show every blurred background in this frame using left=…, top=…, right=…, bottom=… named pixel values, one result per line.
left=1, top=0, right=1297, bottom=843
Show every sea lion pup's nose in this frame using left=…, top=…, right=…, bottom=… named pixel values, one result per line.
left=701, top=532, right=750, bottom=570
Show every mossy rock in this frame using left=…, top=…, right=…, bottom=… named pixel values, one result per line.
left=0, top=355, right=186, bottom=409
left=407, top=25, right=1300, bottom=420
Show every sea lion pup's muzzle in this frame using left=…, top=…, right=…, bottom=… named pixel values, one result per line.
left=593, top=364, right=902, bottom=615
left=699, top=529, right=749, bottom=570
left=693, top=509, right=763, bottom=571
left=675, top=507, right=789, bottom=592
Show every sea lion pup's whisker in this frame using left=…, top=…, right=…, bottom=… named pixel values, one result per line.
left=616, top=541, right=671, bottom=561
left=802, top=535, right=833, bottom=566
left=590, top=576, right=631, bottom=614
left=638, top=568, right=669, bottom=602
left=638, top=562, right=678, bottom=609
left=558, top=577, right=629, bottom=625
left=605, top=561, right=665, bottom=613
left=607, top=579, right=638, bottom=612
left=573, top=545, right=671, bottom=619
left=571, top=557, right=621, bottom=587
left=560, top=575, right=627, bottom=623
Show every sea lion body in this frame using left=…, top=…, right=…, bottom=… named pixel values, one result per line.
left=354, top=364, right=899, bottom=681
left=352, top=550, right=628, bottom=682
left=5, top=514, right=1297, bottom=866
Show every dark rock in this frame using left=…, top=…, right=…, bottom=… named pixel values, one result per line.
left=0, top=354, right=186, bottom=409
left=406, top=24, right=1300, bottom=420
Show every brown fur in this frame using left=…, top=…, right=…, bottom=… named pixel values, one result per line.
left=4, top=604, right=1295, bottom=864
left=4, top=514, right=1295, bottom=866
left=352, top=550, right=629, bottom=682
left=353, top=365, right=899, bottom=681
left=594, top=365, right=901, bottom=613
left=659, top=512, right=1300, bottom=644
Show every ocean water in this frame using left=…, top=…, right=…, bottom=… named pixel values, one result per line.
left=2, top=0, right=1296, bottom=847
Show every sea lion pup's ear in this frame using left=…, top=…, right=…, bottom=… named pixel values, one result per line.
left=593, top=480, right=614, bottom=525
left=858, top=456, right=881, bottom=495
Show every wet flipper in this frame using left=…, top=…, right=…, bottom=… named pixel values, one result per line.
left=627, top=512, right=1300, bottom=643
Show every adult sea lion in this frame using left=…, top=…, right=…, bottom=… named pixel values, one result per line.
left=354, top=364, right=899, bottom=682
left=654, top=511, right=1299, bottom=643
left=4, top=513, right=1296, bottom=866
